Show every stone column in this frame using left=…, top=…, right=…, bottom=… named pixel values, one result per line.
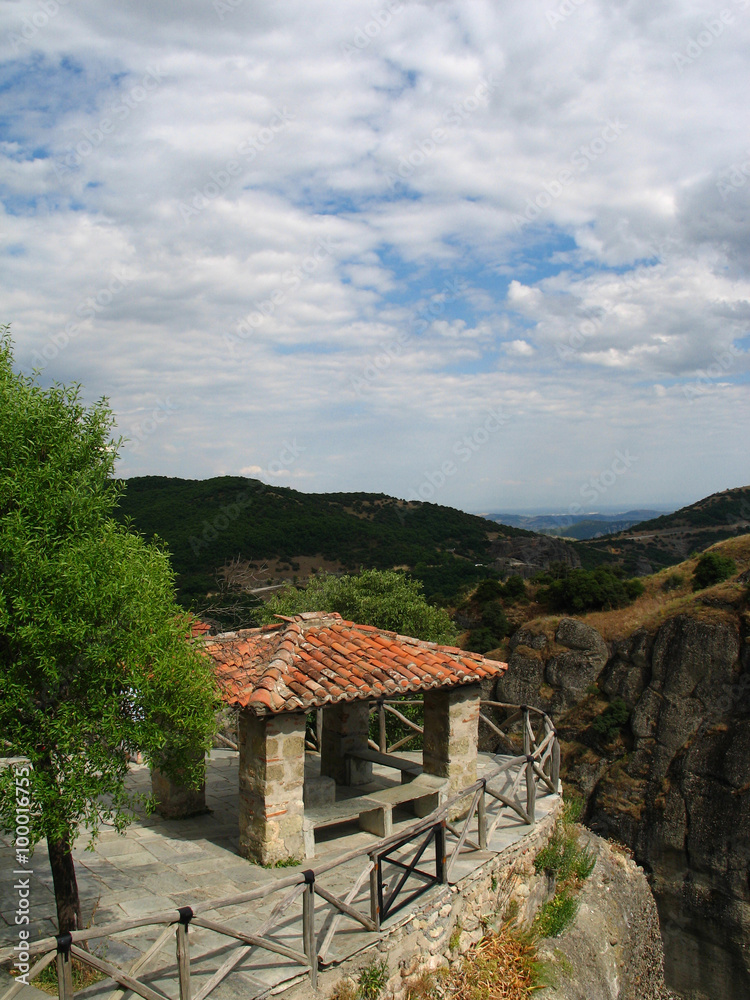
left=422, top=683, right=481, bottom=796
left=238, top=709, right=306, bottom=865
left=151, top=752, right=207, bottom=819
left=320, top=700, right=373, bottom=786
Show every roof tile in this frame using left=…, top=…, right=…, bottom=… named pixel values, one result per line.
left=204, top=611, right=507, bottom=715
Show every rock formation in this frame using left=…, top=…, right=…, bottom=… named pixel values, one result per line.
left=536, top=833, right=678, bottom=1000
left=489, top=591, right=750, bottom=1000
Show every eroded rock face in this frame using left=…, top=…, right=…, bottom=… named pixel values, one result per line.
left=489, top=534, right=580, bottom=578
left=546, top=619, right=609, bottom=707
left=536, top=833, right=678, bottom=1000
left=491, top=608, right=750, bottom=1000
left=600, top=628, right=652, bottom=706
left=496, top=618, right=608, bottom=715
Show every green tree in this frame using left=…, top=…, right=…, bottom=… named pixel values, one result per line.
left=539, top=566, right=643, bottom=614
left=257, top=568, right=457, bottom=643
left=0, top=331, right=219, bottom=934
left=501, top=574, right=526, bottom=603
left=692, top=551, right=737, bottom=590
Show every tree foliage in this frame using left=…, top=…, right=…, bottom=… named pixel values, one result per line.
left=692, top=551, right=737, bottom=590
left=0, top=330, right=218, bottom=931
left=538, top=566, right=643, bottom=613
left=115, top=477, right=522, bottom=605
left=257, top=568, right=457, bottom=644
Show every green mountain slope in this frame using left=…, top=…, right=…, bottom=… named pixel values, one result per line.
left=580, top=485, right=750, bottom=572
left=115, top=476, right=535, bottom=606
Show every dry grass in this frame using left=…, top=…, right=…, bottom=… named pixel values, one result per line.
left=577, top=537, right=749, bottom=641
left=405, top=970, right=444, bottom=1000
left=444, top=929, right=544, bottom=999
left=32, top=957, right=106, bottom=995
left=328, top=978, right=358, bottom=1000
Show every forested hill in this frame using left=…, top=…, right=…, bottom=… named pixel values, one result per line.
left=623, top=485, right=750, bottom=533
left=580, top=485, right=750, bottom=572
left=115, top=476, right=535, bottom=606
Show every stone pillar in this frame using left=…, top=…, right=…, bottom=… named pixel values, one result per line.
left=238, top=709, right=306, bottom=865
left=151, top=752, right=207, bottom=819
left=422, top=683, right=481, bottom=796
left=320, top=700, right=373, bottom=786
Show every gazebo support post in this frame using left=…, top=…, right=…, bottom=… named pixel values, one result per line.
left=320, top=701, right=373, bottom=786
left=238, top=709, right=306, bottom=865
left=422, top=683, right=481, bottom=812
left=151, top=752, right=208, bottom=819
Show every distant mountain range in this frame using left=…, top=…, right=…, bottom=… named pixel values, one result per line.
left=579, top=485, right=750, bottom=572
left=484, top=510, right=669, bottom=540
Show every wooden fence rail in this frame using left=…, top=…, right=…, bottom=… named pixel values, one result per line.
left=0, top=704, right=559, bottom=1000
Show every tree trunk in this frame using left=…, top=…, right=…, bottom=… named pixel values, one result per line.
left=47, top=837, right=83, bottom=935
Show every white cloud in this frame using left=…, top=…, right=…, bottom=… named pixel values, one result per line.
left=503, top=339, right=535, bottom=357
left=0, top=0, right=748, bottom=510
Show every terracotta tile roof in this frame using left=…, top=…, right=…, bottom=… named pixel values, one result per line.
left=189, top=619, right=213, bottom=638
left=202, top=612, right=507, bottom=715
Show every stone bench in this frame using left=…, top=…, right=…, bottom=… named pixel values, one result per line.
left=302, top=774, right=449, bottom=857
left=303, top=794, right=386, bottom=858
left=345, top=748, right=423, bottom=784
left=366, top=773, right=448, bottom=820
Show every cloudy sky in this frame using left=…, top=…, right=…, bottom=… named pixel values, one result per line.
left=2, top=0, right=749, bottom=514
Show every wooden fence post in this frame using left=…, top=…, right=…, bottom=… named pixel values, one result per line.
left=551, top=732, right=561, bottom=793
left=176, top=908, right=192, bottom=1000
left=302, top=873, right=317, bottom=990
left=525, top=756, right=536, bottom=825
left=478, top=781, right=487, bottom=850
left=522, top=706, right=530, bottom=757
left=369, top=854, right=380, bottom=931
left=55, top=935, right=74, bottom=1000
left=378, top=700, right=387, bottom=753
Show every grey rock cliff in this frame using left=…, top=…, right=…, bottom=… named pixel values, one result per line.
left=536, top=833, right=678, bottom=1000
left=491, top=605, right=750, bottom=1000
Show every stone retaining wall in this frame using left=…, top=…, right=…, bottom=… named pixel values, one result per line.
left=294, top=797, right=563, bottom=1000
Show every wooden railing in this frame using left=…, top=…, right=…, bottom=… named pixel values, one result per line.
left=0, top=704, right=559, bottom=1000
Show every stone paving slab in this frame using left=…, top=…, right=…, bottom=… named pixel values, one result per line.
left=0, top=751, right=559, bottom=1000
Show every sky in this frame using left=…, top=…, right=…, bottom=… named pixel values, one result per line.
left=1, top=0, right=749, bottom=515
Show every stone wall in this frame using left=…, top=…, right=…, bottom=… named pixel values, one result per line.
left=291, top=798, right=563, bottom=1000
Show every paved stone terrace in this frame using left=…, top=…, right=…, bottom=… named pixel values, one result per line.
left=0, top=751, right=559, bottom=1000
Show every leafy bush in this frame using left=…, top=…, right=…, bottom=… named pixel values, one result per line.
left=474, top=578, right=504, bottom=602
left=662, top=571, right=684, bottom=591
left=590, top=698, right=630, bottom=742
left=502, top=574, right=527, bottom=602
left=533, top=811, right=596, bottom=940
left=259, top=569, right=456, bottom=643
left=692, top=552, right=737, bottom=590
left=538, top=566, right=643, bottom=613
left=481, top=602, right=509, bottom=636
left=357, top=959, right=389, bottom=1000
left=534, top=829, right=596, bottom=883
left=533, top=888, right=580, bottom=938
left=624, top=578, right=644, bottom=600
left=466, top=627, right=502, bottom=654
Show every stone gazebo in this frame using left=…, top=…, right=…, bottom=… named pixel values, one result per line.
left=161, top=613, right=507, bottom=865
